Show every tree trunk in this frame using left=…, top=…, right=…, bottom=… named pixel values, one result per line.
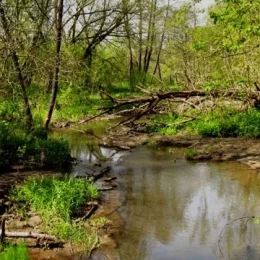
left=0, top=0, right=33, bottom=128
left=143, top=0, right=157, bottom=78
left=44, top=0, right=64, bottom=129
left=153, top=0, right=170, bottom=78
left=138, top=0, right=143, bottom=72
left=123, top=0, right=134, bottom=88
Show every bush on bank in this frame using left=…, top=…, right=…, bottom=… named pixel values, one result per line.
left=0, top=122, right=70, bottom=170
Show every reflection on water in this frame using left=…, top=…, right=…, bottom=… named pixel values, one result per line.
left=52, top=121, right=124, bottom=176
left=113, top=147, right=260, bottom=260
left=52, top=125, right=260, bottom=260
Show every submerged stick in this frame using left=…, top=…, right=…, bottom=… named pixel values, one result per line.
left=93, top=166, right=111, bottom=182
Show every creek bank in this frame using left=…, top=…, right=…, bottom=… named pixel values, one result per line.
left=100, top=133, right=260, bottom=170
left=0, top=163, right=121, bottom=260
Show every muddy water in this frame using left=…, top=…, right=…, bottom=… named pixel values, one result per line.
left=53, top=126, right=260, bottom=260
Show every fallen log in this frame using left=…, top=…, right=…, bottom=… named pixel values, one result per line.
left=0, top=230, right=56, bottom=241
left=98, top=187, right=114, bottom=191
left=70, top=88, right=260, bottom=128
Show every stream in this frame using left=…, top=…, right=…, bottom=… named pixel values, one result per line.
left=53, top=123, right=260, bottom=260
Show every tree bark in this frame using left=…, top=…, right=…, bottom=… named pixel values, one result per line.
left=44, top=0, right=64, bottom=129
left=123, top=0, right=134, bottom=88
left=153, top=0, right=170, bottom=78
left=0, top=0, right=33, bottom=128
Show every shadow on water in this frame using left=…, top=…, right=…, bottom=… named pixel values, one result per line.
left=52, top=124, right=260, bottom=260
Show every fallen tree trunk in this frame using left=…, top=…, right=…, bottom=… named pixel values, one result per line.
left=71, top=88, right=260, bottom=128
left=0, top=230, right=56, bottom=241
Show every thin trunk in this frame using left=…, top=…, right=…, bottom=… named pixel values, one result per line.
left=153, top=0, right=170, bottom=78
left=0, top=0, right=33, bottom=127
left=143, top=0, right=157, bottom=75
left=123, top=0, right=134, bottom=88
left=138, top=0, right=143, bottom=72
left=143, top=0, right=153, bottom=73
left=44, top=0, right=64, bottom=129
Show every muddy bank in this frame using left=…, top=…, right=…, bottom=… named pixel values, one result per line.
left=100, top=133, right=260, bottom=170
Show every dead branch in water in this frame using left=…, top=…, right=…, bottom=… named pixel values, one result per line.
left=90, top=166, right=111, bottom=182
left=218, top=216, right=256, bottom=258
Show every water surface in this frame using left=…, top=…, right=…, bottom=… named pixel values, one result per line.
left=53, top=126, right=260, bottom=260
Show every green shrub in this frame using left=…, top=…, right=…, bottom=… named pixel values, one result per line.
left=0, top=123, right=70, bottom=169
left=191, top=109, right=260, bottom=137
left=0, top=243, right=28, bottom=260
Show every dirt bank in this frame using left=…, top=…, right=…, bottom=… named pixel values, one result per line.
left=100, top=133, right=260, bottom=170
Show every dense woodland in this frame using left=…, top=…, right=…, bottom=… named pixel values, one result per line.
left=1, top=0, right=260, bottom=168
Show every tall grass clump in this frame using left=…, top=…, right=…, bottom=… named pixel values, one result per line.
left=11, top=177, right=99, bottom=249
left=0, top=243, right=28, bottom=260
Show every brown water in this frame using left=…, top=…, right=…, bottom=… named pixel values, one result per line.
left=53, top=126, right=260, bottom=260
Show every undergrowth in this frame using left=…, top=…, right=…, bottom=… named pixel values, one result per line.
left=191, top=109, right=260, bottom=137
left=0, top=243, right=28, bottom=260
left=0, top=122, right=70, bottom=169
left=11, top=177, right=99, bottom=251
left=146, top=109, right=260, bottom=138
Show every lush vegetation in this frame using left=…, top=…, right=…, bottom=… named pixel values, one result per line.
left=0, top=243, right=28, bottom=260
left=11, top=177, right=99, bottom=251
left=146, top=109, right=260, bottom=138
left=1, top=0, right=260, bottom=169
left=0, top=122, right=70, bottom=170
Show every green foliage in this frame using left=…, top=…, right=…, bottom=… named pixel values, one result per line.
left=192, top=109, right=260, bottom=137
left=0, top=123, right=70, bottom=169
left=144, top=109, right=260, bottom=138
left=186, top=148, right=197, bottom=160
left=12, top=177, right=99, bottom=246
left=146, top=113, right=186, bottom=136
left=0, top=243, right=28, bottom=260
left=210, top=0, right=260, bottom=51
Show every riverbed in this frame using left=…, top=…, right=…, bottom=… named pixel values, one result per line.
left=53, top=124, right=260, bottom=260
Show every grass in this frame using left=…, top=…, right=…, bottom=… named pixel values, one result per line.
left=186, top=148, right=197, bottom=159
left=0, top=243, right=28, bottom=260
left=190, top=109, right=260, bottom=137
left=11, top=177, right=100, bottom=251
left=145, top=109, right=260, bottom=138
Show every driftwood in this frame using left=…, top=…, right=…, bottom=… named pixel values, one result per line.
left=98, top=187, right=114, bottom=191
left=105, top=176, right=117, bottom=182
left=0, top=230, right=57, bottom=241
left=218, top=216, right=256, bottom=258
left=1, top=218, right=5, bottom=243
left=92, top=166, right=111, bottom=182
left=81, top=203, right=98, bottom=220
